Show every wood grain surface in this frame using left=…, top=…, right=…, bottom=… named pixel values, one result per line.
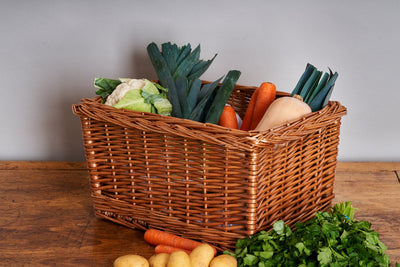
left=0, top=161, right=399, bottom=266
left=334, top=161, right=400, bottom=264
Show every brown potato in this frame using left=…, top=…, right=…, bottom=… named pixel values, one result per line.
left=210, top=254, right=237, bottom=267
left=189, top=243, right=215, bottom=267
left=113, top=254, right=149, bottom=267
left=167, top=250, right=191, bottom=267
left=149, top=253, right=170, bottom=267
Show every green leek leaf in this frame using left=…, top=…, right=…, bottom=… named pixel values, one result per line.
left=172, top=43, right=179, bottom=62
left=205, top=70, right=241, bottom=124
left=173, top=45, right=201, bottom=80
left=299, top=69, right=321, bottom=99
left=176, top=77, right=190, bottom=119
left=197, top=78, right=222, bottom=102
left=304, top=72, right=329, bottom=103
left=176, top=44, right=192, bottom=67
left=187, top=78, right=202, bottom=112
left=162, top=42, right=177, bottom=74
left=188, top=82, right=217, bottom=122
left=188, top=54, right=217, bottom=81
left=308, top=72, right=338, bottom=112
left=147, top=42, right=182, bottom=118
left=291, top=63, right=316, bottom=96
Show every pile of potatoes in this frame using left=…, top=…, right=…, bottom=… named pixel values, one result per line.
left=113, top=244, right=237, bottom=267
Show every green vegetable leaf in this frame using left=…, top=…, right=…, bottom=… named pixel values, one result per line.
left=176, top=44, right=192, bottom=66
left=291, top=63, right=339, bottom=112
left=147, top=42, right=223, bottom=121
left=318, top=247, right=332, bottom=265
left=291, top=63, right=316, bottom=97
left=243, top=254, right=258, bottom=266
left=147, top=42, right=182, bottom=118
left=308, top=72, right=338, bottom=112
left=273, top=220, right=285, bottom=235
left=258, top=250, right=274, bottom=259
left=113, top=89, right=152, bottom=113
left=94, top=78, right=122, bottom=101
left=187, top=78, right=202, bottom=112
left=175, top=76, right=190, bottom=119
left=298, top=69, right=322, bottom=100
left=187, top=54, right=217, bottom=81
left=304, top=72, right=329, bottom=103
left=204, top=70, right=241, bottom=124
left=162, top=42, right=177, bottom=74
left=173, top=44, right=201, bottom=80
left=231, top=202, right=394, bottom=266
left=188, top=82, right=217, bottom=122
left=197, top=78, right=222, bottom=101
left=141, top=79, right=160, bottom=95
left=154, top=83, right=169, bottom=94
left=333, top=201, right=356, bottom=220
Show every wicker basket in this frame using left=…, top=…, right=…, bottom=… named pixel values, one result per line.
left=72, top=83, right=346, bottom=251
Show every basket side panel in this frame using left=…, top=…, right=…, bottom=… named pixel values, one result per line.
left=79, top=115, right=260, bottom=249
left=255, top=117, right=343, bottom=232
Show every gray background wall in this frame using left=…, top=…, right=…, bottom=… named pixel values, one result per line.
left=1, top=0, right=399, bottom=161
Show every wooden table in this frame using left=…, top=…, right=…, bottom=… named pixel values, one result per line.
left=0, top=161, right=399, bottom=266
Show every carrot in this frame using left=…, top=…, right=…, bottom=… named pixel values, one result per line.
left=249, top=82, right=276, bottom=130
left=154, top=244, right=192, bottom=254
left=144, top=229, right=201, bottom=251
left=240, top=87, right=259, bottom=131
left=218, top=105, right=238, bottom=129
left=144, top=229, right=218, bottom=256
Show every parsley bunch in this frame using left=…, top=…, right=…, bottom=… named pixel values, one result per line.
left=227, top=202, right=396, bottom=266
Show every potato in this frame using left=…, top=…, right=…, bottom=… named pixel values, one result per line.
left=167, top=250, right=191, bottom=267
left=113, top=254, right=149, bottom=267
left=149, top=253, right=170, bottom=267
left=210, top=254, right=237, bottom=267
left=189, top=243, right=215, bottom=267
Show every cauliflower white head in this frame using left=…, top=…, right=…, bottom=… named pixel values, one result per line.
left=105, top=79, right=146, bottom=106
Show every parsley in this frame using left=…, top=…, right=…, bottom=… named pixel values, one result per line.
left=226, top=202, right=397, bottom=266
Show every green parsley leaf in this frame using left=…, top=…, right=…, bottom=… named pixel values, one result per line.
left=317, top=247, right=332, bottom=265
left=228, top=202, right=396, bottom=266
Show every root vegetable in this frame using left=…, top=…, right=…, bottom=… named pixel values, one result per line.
left=167, top=251, right=191, bottom=267
left=113, top=254, right=149, bottom=267
left=218, top=105, right=239, bottom=129
left=144, top=229, right=202, bottom=252
left=210, top=254, right=237, bottom=267
left=249, top=82, right=276, bottom=130
left=155, top=244, right=191, bottom=254
left=149, top=253, right=170, bottom=267
left=189, top=243, right=215, bottom=267
left=255, top=95, right=311, bottom=131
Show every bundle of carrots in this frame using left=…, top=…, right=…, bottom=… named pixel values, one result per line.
left=240, top=82, right=276, bottom=131
left=144, top=228, right=217, bottom=256
left=218, top=82, right=276, bottom=130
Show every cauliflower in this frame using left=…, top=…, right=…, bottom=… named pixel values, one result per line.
left=104, top=79, right=146, bottom=106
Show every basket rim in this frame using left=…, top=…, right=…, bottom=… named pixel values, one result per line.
left=72, top=87, right=346, bottom=149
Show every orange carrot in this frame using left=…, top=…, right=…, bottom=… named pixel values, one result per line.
left=240, top=87, right=260, bottom=131
left=155, top=244, right=192, bottom=254
left=249, top=82, right=276, bottom=130
left=218, top=105, right=238, bottom=129
left=144, top=229, right=201, bottom=251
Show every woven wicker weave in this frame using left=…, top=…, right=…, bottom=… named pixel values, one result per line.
left=72, top=83, right=346, bottom=251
